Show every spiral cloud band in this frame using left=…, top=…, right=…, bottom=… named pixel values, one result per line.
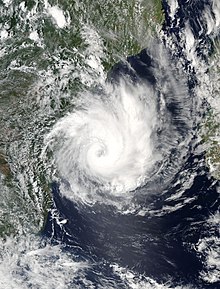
left=45, top=48, right=195, bottom=206
left=46, top=81, right=160, bottom=197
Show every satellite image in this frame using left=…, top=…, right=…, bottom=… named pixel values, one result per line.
left=0, top=0, right=219, bottom=288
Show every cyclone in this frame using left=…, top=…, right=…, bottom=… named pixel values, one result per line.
left=1, top=0, right=220, bottom=288
left=45, top=47, right=195, bottom=206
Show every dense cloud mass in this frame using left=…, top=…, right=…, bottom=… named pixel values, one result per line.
left=0, top=0, right=219, bottom=288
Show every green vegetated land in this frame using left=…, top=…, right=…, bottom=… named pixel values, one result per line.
left=1, top=0, right=219, bottom=238
left=202, top=38, right=220, bottom=180
left=0, top=0, right=164, bottom=237
left=202, top=39, right=220, bottom=180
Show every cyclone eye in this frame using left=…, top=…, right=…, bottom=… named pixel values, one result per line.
left=96, top=148, right=105, bottom=157
left=45, top=82, right=159, bottom=200
left=45, top=52, right=193, bottom=207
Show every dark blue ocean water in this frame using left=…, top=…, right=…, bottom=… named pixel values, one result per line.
left=43, top=1, right=220, bottom=288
